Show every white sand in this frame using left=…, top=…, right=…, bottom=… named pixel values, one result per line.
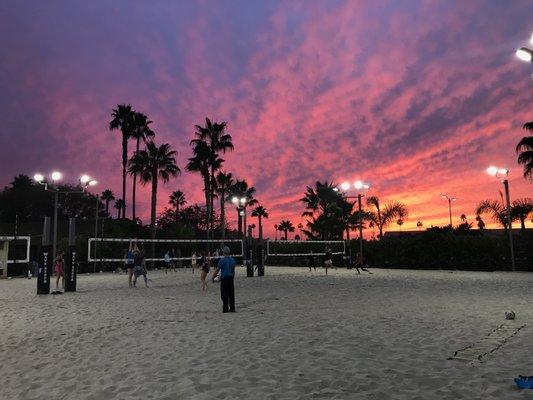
left=1, top=267, right=532, bottom=400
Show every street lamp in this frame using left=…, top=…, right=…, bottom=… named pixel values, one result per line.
left=231, top=196, right=248, bottom=240
left=441, top=195, right=456, bottom=227
left=486, top=166, right=515, bottom=271
left=34, top=172, right=97, bottom=260
left=516, top=47, right=533, bottom=63
left=337, top=180, right=370, bottom=262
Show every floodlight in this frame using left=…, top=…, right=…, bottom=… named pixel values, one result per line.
left=516, top=47, right=533, bottom=62
left=51, top=171, right=62, bottom=181
left=88, top=180, right=98, bottom=186
left=240, top=197, right=247, bottom=204
left=486, top=166, right=498, bottom=176
left=231, top=196, right=239, bottom=204
left=340, top=182, right=350, bottom=191
left=80, top=175, right=91, bottom=184
left=354, top=181, right=363, bottom=190
left=34, top=173, right=44, bottom=183
left=497, top=168, right=509, bottom=176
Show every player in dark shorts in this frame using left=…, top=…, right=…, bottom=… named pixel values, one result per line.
left=199, top=252, right=210, bottom=291
left=324, top=247, right=332, bottom=275
left=354, top=252, right=372, bottom=274
left=308, top=251, right=316, bottom=272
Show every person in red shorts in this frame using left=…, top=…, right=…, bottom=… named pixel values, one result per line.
left=54, top=250, right=65, bottom=292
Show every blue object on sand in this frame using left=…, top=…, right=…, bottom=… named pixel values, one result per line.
left=515, top=376, right=533, bottom=389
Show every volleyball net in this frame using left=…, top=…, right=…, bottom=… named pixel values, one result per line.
left=264, top=240, right=345, bottom=267
left=87, top=238, right=244, bottom=264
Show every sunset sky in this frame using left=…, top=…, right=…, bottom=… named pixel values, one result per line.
left=0, top=0, right=531, bottom=236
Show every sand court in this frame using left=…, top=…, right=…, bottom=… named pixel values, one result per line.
left=1, top=267, right=532, bottom=399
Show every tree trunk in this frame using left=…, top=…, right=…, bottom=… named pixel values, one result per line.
left=121, top=134, right=128, bottom=219
left=520, top=216, right=526, bottom=232
left=258, top=215, right=263, bottom=240
left=175, top=204, right=180, bottom=224
left=284, top=230, right=288, bottom=240
left=132, top=138, right=140, bottom=221
left=220, top=195, right=226, bottom=244
left=203, top=176, right=210, bottom=245
left=377, top=207, right=383, bottom=238
left=105, top=200, right=109, bottom=214
left=238, top=211, right=242, bottom=238
left=150, top=170, right=158, bottom=267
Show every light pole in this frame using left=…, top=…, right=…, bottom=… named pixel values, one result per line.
left=486, top=166, right=515, bottom=271
left=231, top=196, right=247, bottom=241
left=336, top=180, right=370, bottom=261
left=441, top=195, right=456, bottom=227
left=34, top=172, right=97, bottom=260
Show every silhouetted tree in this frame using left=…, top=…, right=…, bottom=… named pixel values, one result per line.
left=169, top=190, right=187, bottom=223
left=516, top=121, right=533, bottom=180
left=109, top=104, right=135, bottom=218
left=277, top=220, right=295, bottom=240
left=251, top=205, right=268, bottom=240
left=101, top=189, right=115, bottom=215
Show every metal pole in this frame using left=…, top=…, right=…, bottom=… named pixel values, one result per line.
left=53, top=190, right=58, bottom=260
left=94, top=196, right=98, bottom=273
left=448, top=199, right=453, bottom=227
left=358, top=194, right=363, bottom=259
left=503, top=179, right=515, bottom=271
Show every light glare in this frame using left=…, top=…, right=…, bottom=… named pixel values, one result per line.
left=231, top=196, right=239, bottom=204
left=88, top=180, right=98, bottom=186
left=340, top=182, right=350, bottom=191
left=33, top=173, right=44, bottom=183
left=354, top=181, right=363, bottom=190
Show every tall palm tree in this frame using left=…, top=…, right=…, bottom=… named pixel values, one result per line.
left=251, top=205, right=269, bottom=240
left=516, top=121, right=533, bottom=180
left=100, top=189, right=115, bottom=215
left=114, top=199, right=125, bottom=219
left=129, top=142, right=180, bottom=262
left=475, top=200, right=507, bottom=229
left=191, top=118, right=234, bottom=241
left=109, top=104, right=135, bottom=219
left=216, top=171, right=234, bottom=243
left=511, top=198, right=533, bottom=232
left=366, top=196, right=383, bottom=237
left=169, top=190, right=187, bottom=223
left=130, top=112, right=155, bottom=221
left=277, top=220, right=295, bottom=240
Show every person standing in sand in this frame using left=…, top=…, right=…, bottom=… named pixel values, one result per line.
left=308, top=251, right=316, bottom=272
left=191, top=251, right=197, bottom=274
left=324, top=246, right=332, bottom=275
left=164, top=250, right=171, bottom=274
left=53, top=251, right=65, bottom=291
left=212, top=246, right=236, bottom=313
left=133, top=250, right=149, bottom=287
left=199, top=251, right=210, bottom=291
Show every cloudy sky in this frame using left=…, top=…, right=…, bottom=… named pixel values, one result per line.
left=0, top=0, right=531, bottom=236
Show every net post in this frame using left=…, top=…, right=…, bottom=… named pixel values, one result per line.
left=65, top=218, right=77, bottom=292
left=37, top=216, right=52, bottom=295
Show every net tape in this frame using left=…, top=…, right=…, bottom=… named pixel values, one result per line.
left=266, top=240, right=345, bottom=257
left=87, top=238, right=244, bottom=262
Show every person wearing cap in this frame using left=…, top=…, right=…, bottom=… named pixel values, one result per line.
left=212, top=246, right=236, bottom=313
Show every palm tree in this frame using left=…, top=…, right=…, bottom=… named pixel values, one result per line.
left=366, top=196, right=383, bottom=237
left=367, top=200, right=408, bottom=236
left=109, top=104, right=135, bottom=219
left=416, top=221, right=423, bottom=231
left=130, top=112, right=155, bottom=221
left=216, top=171, right=234, bottom=243
left=251, top=205, right=269, bottom=240
left=511, top=198, right=533, bottom=232
left=397, top=218, right=404, bottom=231
left=100, top=189, right=115, bottom=215
left=516, top=121, right=533, bottom=180
left=169, top=190, right=187, bottom=223
left=114, top=199, right=125, bottom=219
left=475, top=215, right=485, bottom=230
left=230, top=179, right=257, bottom=238
left=190, top=118, right=234, bottom=242
left=460, top=214, right=467, bottom=222
left=129, top=142, right=180, bottom=262
left=278, top=220, right=295, bottom=240
left=475, top=200, right=507, bottom=229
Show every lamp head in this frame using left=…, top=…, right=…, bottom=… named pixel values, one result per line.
left=33, top=173, right=44, bottom=183
left=231, top=196, right=239, bottom=204
left=80, top=175, right=91, bottom=184
left=88, top=180, right=98, bottom=186
left=486, top=166, right=498, bottom=177
left=51, top=171, right=62, bottom=182
left=340, top=182, right=350, bottom=191
left=516, top=47, right=533, bottom=62
left=354, top=181, right=363, bottom=190
left=240, top=197, right=247, bottom=204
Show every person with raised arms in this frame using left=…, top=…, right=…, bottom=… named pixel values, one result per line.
left=212, top=246, right=236, bottom=313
